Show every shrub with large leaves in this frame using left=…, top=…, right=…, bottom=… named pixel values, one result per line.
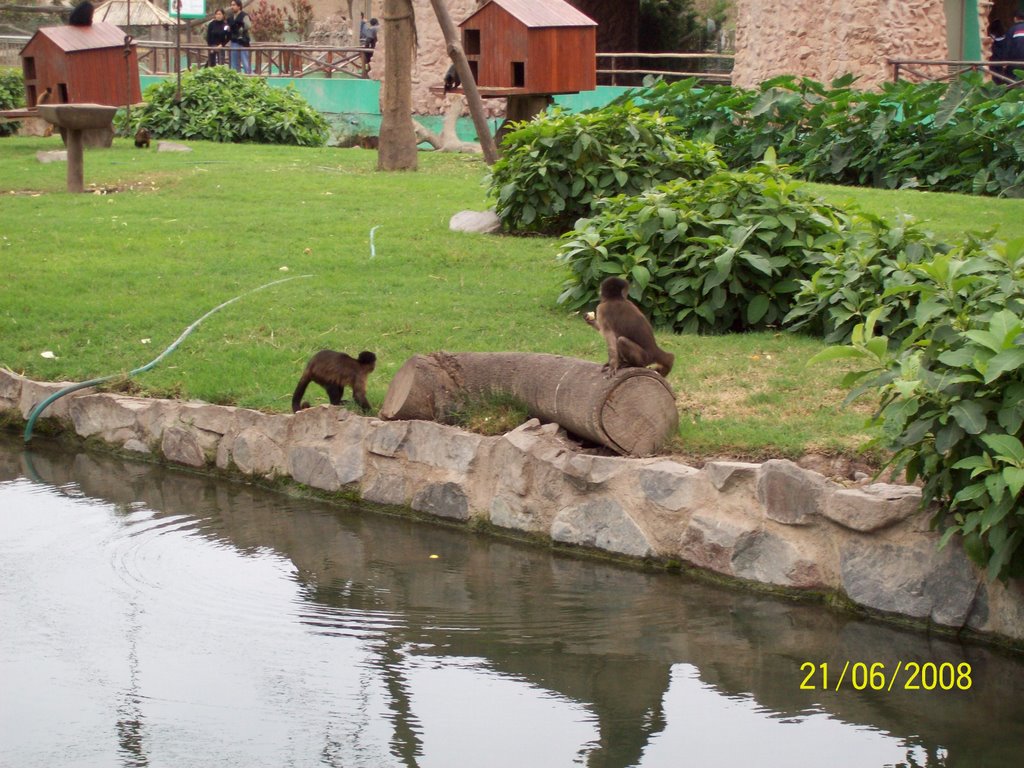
left=784, top=215, right=943, bottom=342
left=0, top=67, right=24, bottom=137
left=621, top=73, right=1024, bottom=197
left=488, top=103, right=724, bottom=234
left=119, top=67, right=328, bottom=146
left=811, top=241, right=1024, bottom=580
left=557, top=159, right=853, bottom=333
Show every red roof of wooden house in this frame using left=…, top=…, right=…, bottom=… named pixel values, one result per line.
left=464, top=0, right=596, bottom=29
left=21, top=21, right=128, bottom=55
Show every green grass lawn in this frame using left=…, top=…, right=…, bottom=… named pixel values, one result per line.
left=2, top=136, right=1023, bottom=461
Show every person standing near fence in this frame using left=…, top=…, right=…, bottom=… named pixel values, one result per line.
left=359, top=13, right=380, bottom=65
left=1006, top=10, right=1024, bottom=82
left=207, top=8, right=231, bottom=68
left=228, top=0, right=252, bottom=74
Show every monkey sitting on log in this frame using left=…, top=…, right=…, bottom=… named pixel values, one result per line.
left=585, top=276, right=674, bottom=377
left=292, top=350, right=376, bottom=413
left=134, top=127, right=151, bottom=148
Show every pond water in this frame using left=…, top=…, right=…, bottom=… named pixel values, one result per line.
left=1, top=435, right=1022, bottom=768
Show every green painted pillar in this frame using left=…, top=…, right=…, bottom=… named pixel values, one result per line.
left=963, top=0, right=981, bottom=60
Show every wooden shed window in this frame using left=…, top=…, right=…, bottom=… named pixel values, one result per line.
left=57, top=83, right=68, bottom=103
left=23, top=56, right=36, bottom=80
left=512, top=61, right=525, bottom=88
left=464, top=29, right=481, bottom=56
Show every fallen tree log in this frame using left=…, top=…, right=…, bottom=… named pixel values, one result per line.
left=380, top=352, right=678, bottom=456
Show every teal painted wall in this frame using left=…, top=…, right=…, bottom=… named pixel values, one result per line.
left=139, top=74, right=381, bottom=115
left=136, top=75, right=628, bottom=141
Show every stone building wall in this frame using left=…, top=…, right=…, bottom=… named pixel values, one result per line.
left=732, top=0, right=948, bottom=88
left=4, top=368, right=1023, bottom=648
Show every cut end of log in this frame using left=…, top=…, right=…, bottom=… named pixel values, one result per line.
left=601, top=374, right=679, bottom=456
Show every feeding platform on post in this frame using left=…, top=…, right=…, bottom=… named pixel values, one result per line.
left=37, top=103, right=119, bottom=193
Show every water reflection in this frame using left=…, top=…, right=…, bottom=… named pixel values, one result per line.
left=1, top=435, right=1022, bottom=768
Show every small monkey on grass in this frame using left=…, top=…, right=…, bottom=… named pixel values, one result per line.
left=291, top=350, right=376, bottom=413
left=585, top=277, right=674, bottom=377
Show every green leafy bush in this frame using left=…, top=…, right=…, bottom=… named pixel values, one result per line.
left=811, top=241, right=1024, bottom=580
left=120, top=67, right=328, bottom=146
left=488, top=103, right=724, bottom=234
left=622, top=73, right=1024, bottom=197
left=0, top=67, right=25, bottom=137
left=557, top=158, right=853, bottom=333
left=784, top=215, right=942, bottom=343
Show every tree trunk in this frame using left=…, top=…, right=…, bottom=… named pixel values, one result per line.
left=378, top=0, right=418, bottom=171
left=413, top=94, right=481, bottom=153
left=380, top=352, right=678, bottom=456
left=427, top=0, right=499, bottom=164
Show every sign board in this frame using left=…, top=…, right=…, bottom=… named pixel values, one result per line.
left=168, top=0, right=206, bottom=19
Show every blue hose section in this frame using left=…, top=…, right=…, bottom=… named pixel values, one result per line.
left=23, top=274, right=312, bottom=443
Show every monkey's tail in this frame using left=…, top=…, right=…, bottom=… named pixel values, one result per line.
left=291, top=374, right=311, bottom=413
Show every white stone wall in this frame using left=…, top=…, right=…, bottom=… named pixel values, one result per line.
left=5, top=367, right=1024, bottom=646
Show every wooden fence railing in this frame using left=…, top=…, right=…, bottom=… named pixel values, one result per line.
left=135, top=41, right=372, bottom=79
left=889, top=58, right=1023, bottom=86
left=596, top=52, right=734, bottom=86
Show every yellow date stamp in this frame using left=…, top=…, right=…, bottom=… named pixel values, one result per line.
left=799, top=661, right=972, bottom=692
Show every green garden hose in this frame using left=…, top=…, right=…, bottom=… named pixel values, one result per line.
left=23, top=274, right=312, bottom=443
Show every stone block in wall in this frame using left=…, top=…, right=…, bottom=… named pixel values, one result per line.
left=968, top=578, right=1024, bottom=639
left=0, top=368, right=25, bottom=411
left=361, top=467, right=411, bottom=507
left=19, top=379, right=90, bottom=421
left=490, top=493, right=550, bottom=534
left=639, top=461, right=710, bottom=512
left=704, top=461, right=760, bottom=493
left=679, top=511, right=760, bottom=576
left=495, top=421, right=575, bottom=502
left=288, top=414, right=370, bottom=491
left=228, top=427, right=287, bottom=478
left=757, top=459, right=833, bottom=525
left=840, top=538, right=981, bottom=628
left=69, top=394, right=147, bottom=441
left=402, top=420, right=483, bottom=473
left=289, top=443, right=346, bottom=491
left=732, top=530, right=828, bottom=590
left=559, top=454, right=629, bottom=491
left=412, top=481, right=470, bottom=521
left=367, top=420, right=410, bottom=458
left=289, top=405, right=354, bottom=443
left=161, top=425, right=206, bottom=468
left=134, top=398, right=180, bottom=445
left=176, top=402, right=238, bottom=437
left=823, top=483, right=923, bottom=532
left=551, top=499, right=654, bottom=558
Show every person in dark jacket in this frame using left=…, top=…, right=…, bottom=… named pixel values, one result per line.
left=1005, top=11, right=1024, bottom=82
left=359, top=14, right=380, bottom=65
left=206, top=8, right=231, bottom=68
left=227, top=0, right=253, bottom=74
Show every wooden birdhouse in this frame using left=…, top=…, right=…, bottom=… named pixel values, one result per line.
left=20, top=21, right=141, bottom=109
left=459, top=0, right=597, bottom=96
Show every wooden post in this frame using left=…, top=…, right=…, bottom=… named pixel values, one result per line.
left=427, top=0, right=499, bottom=165
left=65, top=129, right=84, bottom=193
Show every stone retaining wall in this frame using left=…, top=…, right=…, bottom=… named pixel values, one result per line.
left=3, top=367, right=1023, bottom=646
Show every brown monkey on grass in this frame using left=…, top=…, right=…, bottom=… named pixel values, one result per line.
left=134, top=127, right=151, bottom=148
left=585, top=276, right=674, bottom=377
left=292, top=350, right=376, bottom=413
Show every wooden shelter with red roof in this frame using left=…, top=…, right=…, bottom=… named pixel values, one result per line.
left=459, top=0, right=597, bottom=96
left=20, top=20, right=141, bottom=109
